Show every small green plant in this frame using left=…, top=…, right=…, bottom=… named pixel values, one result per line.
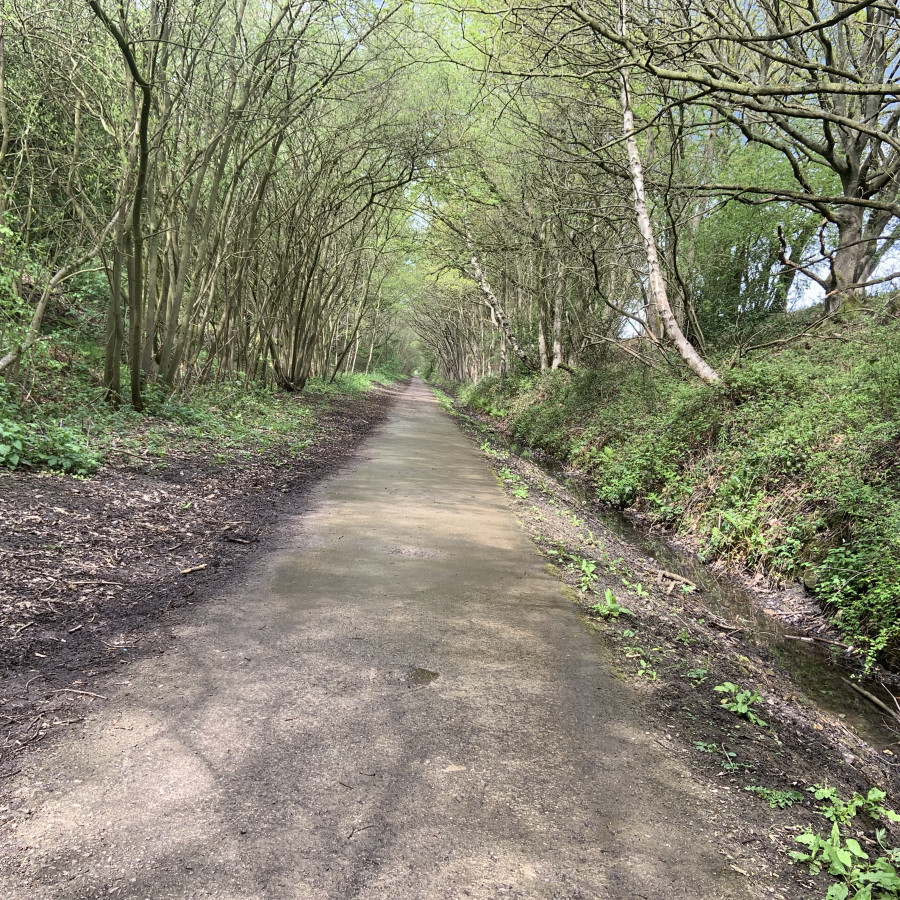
left=0, top=420, right=25, bottom=469
left=791, top=822, right=900, bottom=899
left=713, top=682, right=769, bottom=728
left=636, top=658, right=658, bottom=681
left=810, top=785, right=900, bottom=826
left=632, top=581, right=649, bottom=598
left=682, top=665, right=709, bottom=685
left=694, top=741, right=746, bottom=773
left=480, top=440, right=508, bottom=460
left=579, top=558, right=598, bottom=592
left=745, top=785, right=804, bottom=809
left=512, top=485, right=528, bottom=499
left=589, top=588, right=631, bottom=619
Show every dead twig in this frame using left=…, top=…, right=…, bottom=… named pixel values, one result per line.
left=842, top=678, right=900, bottom=727
left=99, top=638, right=138, bottom=650
left=646, top=567, right=698, bottom=591
left=45, top=688, right=109, bottom=701
left=784, top=635, right=850, bottom=650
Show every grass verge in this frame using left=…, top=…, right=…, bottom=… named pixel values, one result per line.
left=451, top=316, right=900, bottom=670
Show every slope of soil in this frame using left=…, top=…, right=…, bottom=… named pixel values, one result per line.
left=448, top=400, right=900, bottom=900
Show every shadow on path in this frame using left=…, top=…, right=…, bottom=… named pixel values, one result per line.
left=0, top=378, right=748, bottom=900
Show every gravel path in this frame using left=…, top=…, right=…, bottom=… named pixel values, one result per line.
left=0, top=378, right=749, bottom=899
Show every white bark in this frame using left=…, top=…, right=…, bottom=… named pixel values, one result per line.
left=618, top=0, right=719, bottom=385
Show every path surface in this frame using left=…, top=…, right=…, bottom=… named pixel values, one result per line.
left=1, top=379, right=748, bottom=899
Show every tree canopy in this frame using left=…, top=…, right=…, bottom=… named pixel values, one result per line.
left=0, top=0, right=897, bottom=399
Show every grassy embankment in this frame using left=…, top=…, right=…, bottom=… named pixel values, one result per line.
left=455, top=312, right=900, bottom=670
left=0, top=284, right=400, bottom=476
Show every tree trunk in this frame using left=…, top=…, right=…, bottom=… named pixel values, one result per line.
left=551, top=260, right=564, bottom=370
left=103, top=216, right=127, bottom=402
left=618, top=3, right=719, bottom=385
left=827, top=206, right=867, bottom=313
left=467, top=253, right=535, bottom=372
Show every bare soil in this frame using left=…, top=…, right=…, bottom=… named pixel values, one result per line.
left=0, top=385, right=399, bottom=781
left=452, top=403, right=900, bottom=900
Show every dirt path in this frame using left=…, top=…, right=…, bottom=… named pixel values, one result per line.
left=0, top=378, right=749, bottom=899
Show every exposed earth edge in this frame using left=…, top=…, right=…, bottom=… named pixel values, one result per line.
left=441, top=393, right=900, bottom=900
left=0, top=383, right=402, bottom=786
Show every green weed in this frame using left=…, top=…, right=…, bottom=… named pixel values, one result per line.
left=682, top=665, right=709, bottom=685
left=589, top=588, right=631, bottom=619
left=579, top=558, right=598, bottom=592
left=713, top=682, right=768, bottom=728
left=810, top=785, right=900, bottom=826
left=745, top=785, right=804, bottom=808
left=792, top=823, right=900, bottom=899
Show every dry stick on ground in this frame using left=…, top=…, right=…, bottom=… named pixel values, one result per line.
left=646, top=567, right=699, bottom=590
left=46, top=688, right=109, bottom=701
left=784, top=635, right=850, bottom=650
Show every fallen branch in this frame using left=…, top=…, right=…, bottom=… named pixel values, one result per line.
left=180, top=564, right=207, bottom=574
left=708, top=616, right=744, bottom=634
left=784, top=634, right=850, bottom=650
left=46, top=688, right=109, bottom=701
left=646, top=567, right=698, bottom=590
left=842, top=678, right=900, bottom=726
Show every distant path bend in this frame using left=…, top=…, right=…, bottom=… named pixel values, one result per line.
left=0, top=378, right=748, bottom=900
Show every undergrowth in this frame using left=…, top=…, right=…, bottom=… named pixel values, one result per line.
left=456, top=314, right=900, bottom=669
left=0, top=295, right=399, bottom=476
